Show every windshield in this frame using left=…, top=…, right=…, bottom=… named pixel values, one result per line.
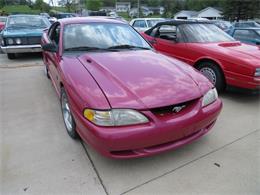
left=63, top=23, right=151, bottom=51
left=7, top=16, right=50, bottom=29
left=147, top=19, right=163, bottom=28
left=182, top=23, right=235, bottom=43
left=235, top=22, right=260, bottom=28
left=0, top=17, right=6, bottom=23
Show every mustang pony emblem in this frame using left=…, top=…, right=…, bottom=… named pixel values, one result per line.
left=172, top=105, right=186, bottom=113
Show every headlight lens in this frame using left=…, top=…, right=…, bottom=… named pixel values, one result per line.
left=7, top=38, right=14, bottom=45
left=255, top=68, right=260, bottom=77
left=15, top=38, right=22, bottom=44
left=83, top=109, right=149, bottom=126
left=202, top=88, right=218, bottom=107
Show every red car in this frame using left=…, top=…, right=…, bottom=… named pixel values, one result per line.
left=41, top=17, right=222, bottom=158
left=141, top=21, right=260, bottom=92
left=0, top=16, right=7, bottom=31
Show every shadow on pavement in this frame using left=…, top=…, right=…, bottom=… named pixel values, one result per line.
left=220, top=90, right=260, bottom=103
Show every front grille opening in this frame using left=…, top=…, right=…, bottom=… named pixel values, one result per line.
left=151, top=99, right=197, bottom=116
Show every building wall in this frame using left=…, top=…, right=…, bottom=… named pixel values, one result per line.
left=197, top=8, right=222, bottom=19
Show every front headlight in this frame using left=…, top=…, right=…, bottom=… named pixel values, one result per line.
left=255, top=68, right=260, bottom=77
left=7, top=38, right=14, bottom=45
left=83, top=109, right=149, bottom=126
left=15, top=38, right=22, bottom=44
left=202, top=88, right=218, bottom=107
left=0, top=38, right=4, bottom=46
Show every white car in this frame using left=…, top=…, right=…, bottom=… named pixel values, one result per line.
left=130, top=18, right=165, bottom=32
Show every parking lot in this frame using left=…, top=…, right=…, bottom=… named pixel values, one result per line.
left=0, top=53, right=259, bottom=194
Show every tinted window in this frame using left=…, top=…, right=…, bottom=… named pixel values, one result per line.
left=133, top=20, right=147, bottom=28
left=63, top=23, right=151, bottom=51
left=181, top=23, right=235, bottom=43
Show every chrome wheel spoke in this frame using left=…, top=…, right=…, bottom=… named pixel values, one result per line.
left=200, top=67, right=217, bottom=85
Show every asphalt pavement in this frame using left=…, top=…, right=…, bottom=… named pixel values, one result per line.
left=0, top=53, right=259, bottom=195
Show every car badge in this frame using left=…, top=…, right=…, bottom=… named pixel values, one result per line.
left=172, top=105, right=186, bottom=113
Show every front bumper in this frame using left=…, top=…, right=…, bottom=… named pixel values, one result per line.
left=0, top=44, right=42, bottom=53
left=73, top=98, right=222, bottom=159
left=225, top=70, right=260, bottom=91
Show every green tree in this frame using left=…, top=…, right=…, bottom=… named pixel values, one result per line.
left=147, top=0, right=160, bottom=7
left=0, top=0, right=4, bottom=9
left=86, top=0, right=103, bottom=11
left=222, top=0, right=260, bottom=21
left=34, top=0, right=50, bottom=12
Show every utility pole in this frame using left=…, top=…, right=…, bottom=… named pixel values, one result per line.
left=137, top=0, right=140, bottom=18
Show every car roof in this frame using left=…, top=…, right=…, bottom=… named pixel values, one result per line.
left=58, top=16, right=126, bottom=25
left=145, top=20, right=211, bottom=33
left=156, top=20, right=211, bottom=26
left=9, top=14, right=42, bottom=17
left=234, top=27, right=260, bottom=30
left=132, top=18, right=164, bottom=20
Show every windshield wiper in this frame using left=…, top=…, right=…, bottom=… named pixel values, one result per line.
left=107, top=44, right=151, bottom=50
left=29, top=25, right=46, bottom=28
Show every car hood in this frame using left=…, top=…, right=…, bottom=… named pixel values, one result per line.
left=199, top=42, right=260, bottom=67
left=2, top=28, right=44, bottom=37
left=78, top=50, right=207, bottom=109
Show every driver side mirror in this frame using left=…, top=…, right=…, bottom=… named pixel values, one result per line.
left=42, top=43, right=57, bottom=52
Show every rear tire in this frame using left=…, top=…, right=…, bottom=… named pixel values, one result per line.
left=7, top=53, right=16, bottom=60
left=197, top=61, right=225, bottom=92
left=60, top=87, right=78, bottom=139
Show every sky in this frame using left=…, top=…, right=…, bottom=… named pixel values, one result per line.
left=43, top=0, right=58, bottom=6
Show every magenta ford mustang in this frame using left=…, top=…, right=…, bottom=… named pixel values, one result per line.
left=41, top=17, right=222, bottom=158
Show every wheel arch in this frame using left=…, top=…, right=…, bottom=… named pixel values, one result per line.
left=194, top=57, right=227, bottom=90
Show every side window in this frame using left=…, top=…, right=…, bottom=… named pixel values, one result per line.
left=157, top=25, right=178, bottom=41
left=176, top=27, right=183, bottom=42
left=233, top=30, right=257, bottom=39
left=133, top=20, right=146, bottom=28
left=49, top=23, right=60, bottom=45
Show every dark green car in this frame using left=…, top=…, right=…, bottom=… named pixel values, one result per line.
left=0, top=14, right=51, bottom=59
left=229, top=27, right=260, bottom=45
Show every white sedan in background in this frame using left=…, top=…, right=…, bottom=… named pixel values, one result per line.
left=130, top=18, right=165, bottom=32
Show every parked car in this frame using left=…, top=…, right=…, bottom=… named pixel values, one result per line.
left=0, top=15, right=51, bottom=59
left=41, top=17, right=222, bottom=158
left=40, top=12, right=57, bottom=24
left=229, top=27, right=260, bottom=45
left=142, top=20, right=260, bottom=93
left=130, top=18, right=165, bottom=32
left=54, top=13, right=76, bottom=19
left=0, top=16, right=7, bottom=31
left=234, top=21, right=260, bottom=28
left=212, top=20, right=233, bottom=33
left=129, top=7, right=154, bottom=18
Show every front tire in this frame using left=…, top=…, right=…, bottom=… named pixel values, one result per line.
left=7, top=53, right=16, bottom=60
left=44, top=65, right=50, bottom=79
left=197, top=61, right=225, bottom=92
left=60, top=87, right=78, bottom=139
